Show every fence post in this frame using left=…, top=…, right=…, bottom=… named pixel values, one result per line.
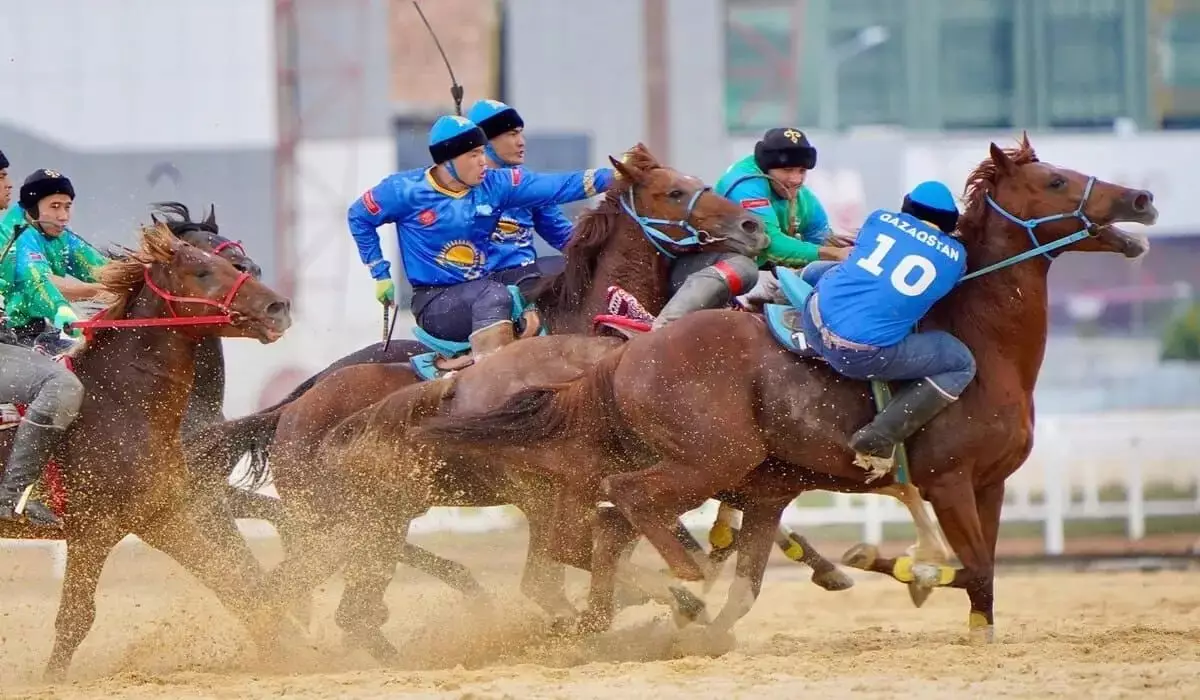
left=1042, top=418, right=1066, bottom=556
left=864, top=493, right=883, bottom=545
left=1126, top=446, right=1146, bottom=541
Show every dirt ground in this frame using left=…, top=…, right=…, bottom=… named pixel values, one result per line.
left=2, top=527, right=1199, bottom=699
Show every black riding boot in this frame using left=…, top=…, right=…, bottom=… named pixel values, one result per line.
left=848, top=379, right=955, bottom=473
left=0, top=418, right=67, bottom=529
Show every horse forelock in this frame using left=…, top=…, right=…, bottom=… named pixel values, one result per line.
left=959, top=137, right=1040, bottom=238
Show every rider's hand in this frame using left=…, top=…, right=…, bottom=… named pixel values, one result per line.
left=374, top=279, right=396, bottom=306
left=53, top=306, right=80, bottom=338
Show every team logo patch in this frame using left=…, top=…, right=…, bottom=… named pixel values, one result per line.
left=27, top=253, right=45, bottom=262
left=418, top=209, right=436, bottom=226
left=435, top=240, right=487, bottom=280
left=783, top=129, right=804, bottom=144
left=362, top=190, right=381, bottom=215
left=510, top=168, right=523, bottom=186
left=740, top=197, right=769, bottom=209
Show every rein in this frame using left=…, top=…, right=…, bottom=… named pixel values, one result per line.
left=66, top=266, right=251, bottom=333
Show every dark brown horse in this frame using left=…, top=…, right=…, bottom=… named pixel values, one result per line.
left=412, top=135, right=1157, bottom=640
left=0, top=223, right=294, bottom=679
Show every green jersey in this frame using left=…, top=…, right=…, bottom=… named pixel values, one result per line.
left=0, top=206, right=106, bottom=328
left=714, top=154, right=833, bottom=267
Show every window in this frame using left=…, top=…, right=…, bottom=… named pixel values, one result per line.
left=1041, top=0, right=1126, bottom=127
left=938, top=1, right=1015, bottom=129
left=826, top=0, right=906, bottom=128
left=724, top=3, right=798, bottom=134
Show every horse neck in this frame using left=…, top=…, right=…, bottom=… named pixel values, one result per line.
left=928, top=220, right=1052, bottom=397
left=71, top=291, right=203, bottom=436
left=546, top=218, right=668, bottom=334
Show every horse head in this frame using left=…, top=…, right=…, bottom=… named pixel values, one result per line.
left=150, top=201, right=264, bottom=279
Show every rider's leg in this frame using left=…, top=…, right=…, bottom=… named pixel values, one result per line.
left=800, top=261, right=839, bottom=287
left=489, top=256, right=564, bottom=336
left=653, top=252, right=759, bottom=330
left=845, top=330, right=977, bottom=462
left=0, top=344, right=85, bottom=528
left=411, top=281, right=493, bottom=343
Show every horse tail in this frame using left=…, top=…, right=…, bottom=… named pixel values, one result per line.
left=324, top=376, right=459, bottom=480
left=414, top=344, right=628, bottom=448
left=183, top=409, right=282, bottom=492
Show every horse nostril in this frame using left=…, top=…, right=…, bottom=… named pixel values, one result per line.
left=266, top=301, right=289, bottom=319
left=1132, top=191, right=1152, bottom=212
left=741, top=218, right=761, bottom=235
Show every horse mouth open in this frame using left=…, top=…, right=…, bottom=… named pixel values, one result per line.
left=1094, top=197, right=1157, bottom=259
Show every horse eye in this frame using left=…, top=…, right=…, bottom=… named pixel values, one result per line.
left=1050, top=177, right=1067, bottom=189
left=668, top=189, right=684, bottom=199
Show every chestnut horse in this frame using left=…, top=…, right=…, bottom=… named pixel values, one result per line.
left=0, top=224, right=294, bottom=679
left=411, top=135, right=1157, bottom=640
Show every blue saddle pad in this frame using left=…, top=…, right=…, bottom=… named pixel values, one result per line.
left=775, top=267, right=814, bottom=309
left=410, top=284, right=546, bottom=360
left=764, top=303, right=818, bottom=358
left=409, top=351, right=443, bottom=382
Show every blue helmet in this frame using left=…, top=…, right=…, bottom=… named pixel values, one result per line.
left=428, top=115, right=488, bottom=165
left=902, top=180, right=959, bottom=234
left=466, top=99, right=525, bottom=140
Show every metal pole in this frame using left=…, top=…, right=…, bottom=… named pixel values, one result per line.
left=643, top=0, right=670, bottom=161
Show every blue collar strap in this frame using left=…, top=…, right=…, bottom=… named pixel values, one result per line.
left=960, top=175, right=1097, bottom=282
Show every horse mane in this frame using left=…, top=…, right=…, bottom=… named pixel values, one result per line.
left=92, top=222, right=179, bottom=323
left=958, top=134, right=1040, bottom=239
left=528, top=144, right=659, bottom=313
left=150, top=201, right=219, bottom=235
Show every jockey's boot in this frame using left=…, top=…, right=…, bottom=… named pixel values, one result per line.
left=468, top=320, right=516, bottom=361
left=847, top=379, right=955, bottom=475
left=0, top=415, right=66, bottom=529
left=652, top=274, right=732, bottom=331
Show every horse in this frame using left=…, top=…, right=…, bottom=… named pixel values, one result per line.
left=410, top=134, right=1157, bottom=641
left=224, top=145, right=863, bottom=661
left=0, top=223, right=295, bottom=679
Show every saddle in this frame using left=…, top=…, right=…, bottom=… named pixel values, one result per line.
left=409, top=285, right=546, bottom=382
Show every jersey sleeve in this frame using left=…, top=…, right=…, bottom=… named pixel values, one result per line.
left=63, top=232, right=108, bottom=282
left=347, top=177, right=404, bottom=281
left=486, top=167, right=615, bottom=211
left=530, top=204, right=575, bottom=250
left=12, top=236, right=71, bottom=317
left=800, top=191, right=834, bottom=245
left=724, top=176, right=819, bottom=267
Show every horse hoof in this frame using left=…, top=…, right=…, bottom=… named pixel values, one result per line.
left=346, top=629, right=400, bottom=665
left=811, top=567, right=855, bottom=591
left=968, top=625, right=995, bottom=645
left=576, top=610, right=612, bottom=636
left=668, top=586, right=709, bottom=627
left=907, top=581, right=934, bottom=608
left=42, top=666, right=67, bottom=684
left=841, top=543, right=879, bottom=570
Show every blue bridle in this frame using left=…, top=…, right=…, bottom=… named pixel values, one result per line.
left=618, top=186, right=722, bottom=260
left=960, top=176, right=1098, bottom=282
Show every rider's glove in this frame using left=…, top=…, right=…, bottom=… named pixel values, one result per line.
left=53, top=306, right=80, bottom=338
left=374, top=279, right=396, bottom=306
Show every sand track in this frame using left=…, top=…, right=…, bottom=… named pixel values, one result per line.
left=2, top=530, right=1198, bottom=699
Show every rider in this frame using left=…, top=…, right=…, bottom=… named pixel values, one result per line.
left=650, top=127, right=843, bottom=329
left=348, top=114, right=615, bottom=359
left=1, top=169, right=108, bottom=350
left=465, top=99, right=574, bottom=292
left=0, top=164, right=89, bottom=529
left=716, top=127, right=848, bottom=309
left=797, top=180, right=976, bottom=475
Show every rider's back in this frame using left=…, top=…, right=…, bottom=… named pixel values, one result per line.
left=816, top=209, right=966, bottom=347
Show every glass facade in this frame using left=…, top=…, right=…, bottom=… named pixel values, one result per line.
left=724, top=0, right=1167, bottom=133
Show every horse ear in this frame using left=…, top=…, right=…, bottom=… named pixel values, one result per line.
left=609, top=154, right=643, bottom=184
left=203, top=204, right=217, bottom=228
left=989, top=142, right=1016, bottom=177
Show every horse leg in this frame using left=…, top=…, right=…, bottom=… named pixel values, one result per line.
left=335, top=517, right=405, bottom=664
left=969, top=480, right=1006, bottom=643
left=132, top=504, right=293, bottom=661
left=873, top=482, right=953, bottom=607
left=772, top=525, right=855, bottom=592
left=224, top=487, right=286, bottom=524
left=841, top=475, right=996, bottom=643
left=520, top=503, right=577, bottom=626
left=709, top=498, right=789, bottom=634
left=44, top=529, right=125, bottom=681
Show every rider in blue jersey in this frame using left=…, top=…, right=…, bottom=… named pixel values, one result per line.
left=798, top=181, right=976, bottom=475
left=465, top=99, right=573, bottom=290
left=347, top=115, right=615, bottom=359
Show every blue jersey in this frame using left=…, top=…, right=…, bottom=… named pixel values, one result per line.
left=814, top=209, right=966, bottom=347
left=486, top=202, right=574, bottom=272
left=347, top=166, right=611, bottom=287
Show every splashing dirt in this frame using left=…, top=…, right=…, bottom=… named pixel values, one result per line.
left=2, top=529, right=1198, bottom=698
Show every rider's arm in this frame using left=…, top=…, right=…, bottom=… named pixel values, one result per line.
left=724, top=178, right=819, bottom=267
left=530, top=204, right=575, bottom=251
left=347, top=176, right=404, bottom=281
left=799, top=190, right=835, bottom=245
left=49, top=275, right=105, bottom=301
left=486, top=167, right=615, bottom=211
left=11, top=237, right=73, bottom=320
left=62, top=232, right=108, bottom=283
